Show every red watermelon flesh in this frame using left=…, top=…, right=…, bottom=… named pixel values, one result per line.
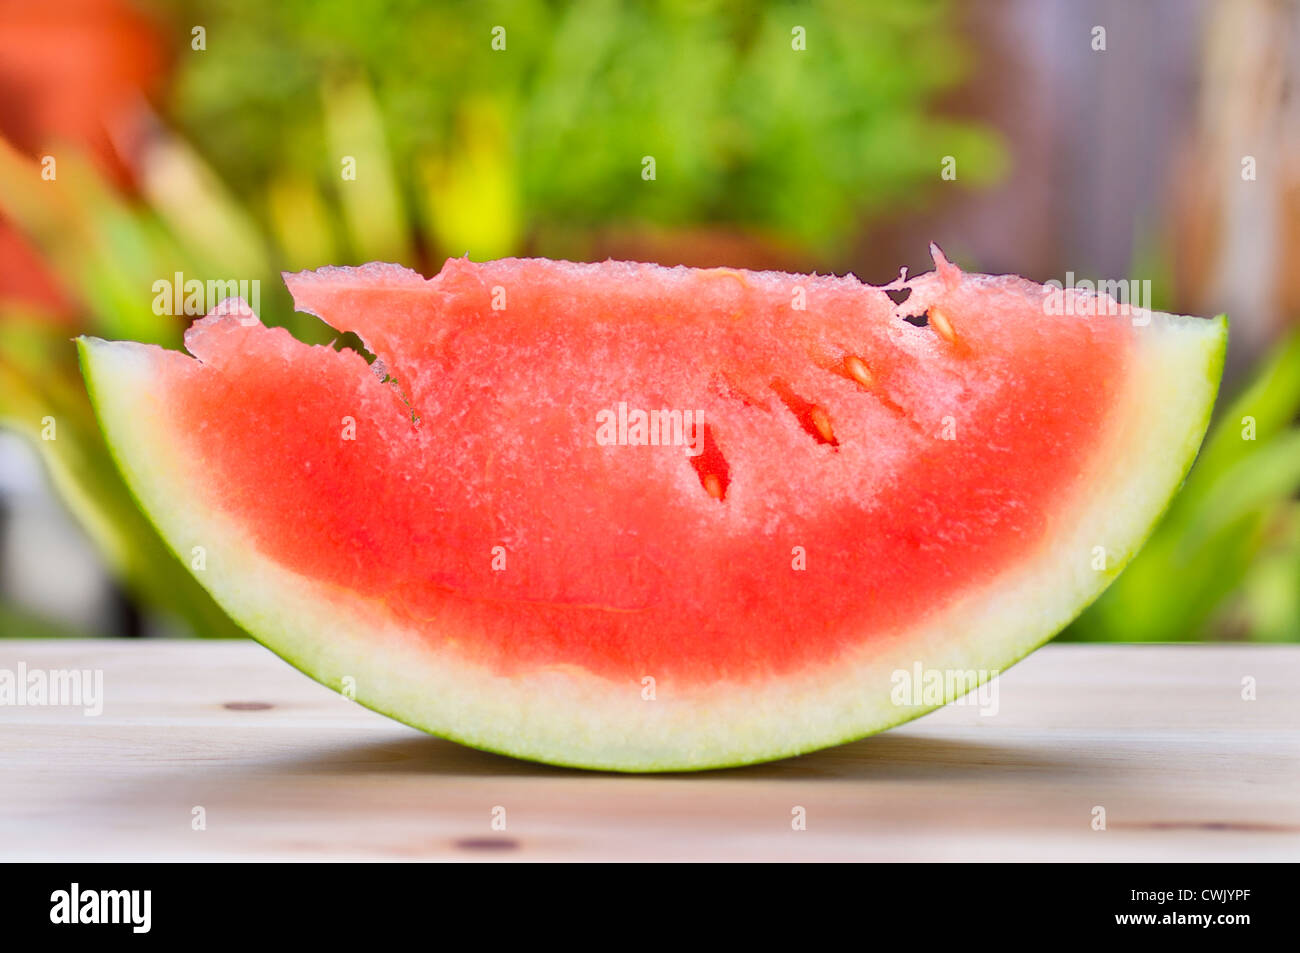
left=79, top=248, right=1225, bottom=770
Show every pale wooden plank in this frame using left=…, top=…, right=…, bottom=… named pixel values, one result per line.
left=0, top=641, right=1296, bottom=861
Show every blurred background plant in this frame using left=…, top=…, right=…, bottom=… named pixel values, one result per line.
left=0, top=0, right=1295, bottom=642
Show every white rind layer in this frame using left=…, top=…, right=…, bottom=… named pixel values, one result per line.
left=78, top=312, right=1225, bottom=771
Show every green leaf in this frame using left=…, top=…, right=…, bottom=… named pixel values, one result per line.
left=137, top=125, right=273, bottom=278
left=416, top=97, right=520, bottom=259
left=322, top=74, right=413, bottom=263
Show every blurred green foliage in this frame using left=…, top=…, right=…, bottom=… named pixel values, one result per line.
left=166, top=0, right=1003, bottom=261
left=1065, top=332, right=1300, bottom=643
left=1061, top=229, right=1300, bottom=642
left=0, top=137, right=250, bottom=637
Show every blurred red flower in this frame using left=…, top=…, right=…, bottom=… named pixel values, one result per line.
left=0, top=0, right=166, bottom=319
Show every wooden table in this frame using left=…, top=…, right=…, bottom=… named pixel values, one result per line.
left=1, top=640, right=1296, bottom=861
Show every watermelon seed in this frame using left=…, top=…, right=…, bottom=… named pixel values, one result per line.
left=706, top=267, right=750, bottom=288
left=929, top=307, right=958, bottom=344
left=844, top=355, right=874, bottom=389
left=903, top=313, right=928, bottom=327
left=809, top=406, right=836, bottom=444
left=688, top=423, right=731, bottom=501
left=770, top=379, right=839, bottom=448
left=842, top=367, right=921, bottom=431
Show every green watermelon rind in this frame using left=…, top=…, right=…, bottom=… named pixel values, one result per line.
left=76, top=311, right=1227, bottom=773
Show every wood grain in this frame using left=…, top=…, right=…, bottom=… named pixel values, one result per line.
left=0, top=641, right=1296, bottom=861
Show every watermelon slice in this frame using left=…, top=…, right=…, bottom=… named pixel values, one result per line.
left=78, top=248, right=1225, bottom=771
